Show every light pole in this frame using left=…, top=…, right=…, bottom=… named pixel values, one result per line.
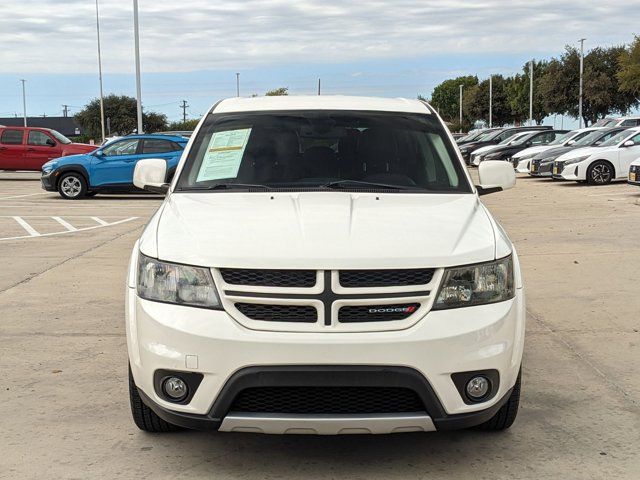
left=133, top=0, right=143, bottom=134
left=579, top=38, right=586, bottom=128
left=529, top=60, right=534, bottom=126
left=459, top=84, right=463, bottom=132
left=236, top=73, right=240, bottom=97
left=20, top=79, right=27, bottom=127
left=95, top=0, right=106, bottom=142
left=489, top=75, right=493, bottom=128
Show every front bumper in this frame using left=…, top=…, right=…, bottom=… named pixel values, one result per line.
left=41, top=171, right=56, bottom=191
left=127, top=283, right=526, bottom=431
left=530, top=160, right=553, bottom=177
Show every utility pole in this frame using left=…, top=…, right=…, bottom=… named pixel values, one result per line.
left=62, top=105, right=69, bottom=117
left=459, top=84, right=463, bottom=133
left=489, top=75, right=493, bottom=128
left=529, top=60, right=534, bottom=126
left=318, top=78, right=321, bottom=95
left=20, top=79, right=27, bottom=126
left=236, top=73, right=240, bottom=97
left=180, top=100, right=189, bottom=123
left=95, top=0, right=106, bottom=142
left=579, top=38, right=586, bottom=128
left=133, top=0, right=144, bottom=134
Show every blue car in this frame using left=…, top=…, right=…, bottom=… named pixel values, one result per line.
left=41, top=134, right=188, bottom=199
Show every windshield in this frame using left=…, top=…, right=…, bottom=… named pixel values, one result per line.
left=600, top=130, right=633, bottom=147
left=175, top=110, right=472, bottom=193
left=504, top=132, right=532, bottom=145
left=573, top=130, right=609, bottom=147
left=50, top=130, right=72, bottom=144
left=548, top=132, right=572, bottom=146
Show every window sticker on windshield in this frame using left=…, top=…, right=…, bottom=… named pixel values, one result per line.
left=196, top=128, right=252, bottom=182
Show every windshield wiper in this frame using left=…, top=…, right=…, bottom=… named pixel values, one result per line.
left=180, top=183, right=272, bottom=191
left=319, top=179, right=414, bottom=191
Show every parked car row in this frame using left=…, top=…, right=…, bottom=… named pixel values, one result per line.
left=458, top=117, right=640, bottom=187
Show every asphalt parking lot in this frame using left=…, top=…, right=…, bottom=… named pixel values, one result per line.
left=1, top=171, right=639, bottom=479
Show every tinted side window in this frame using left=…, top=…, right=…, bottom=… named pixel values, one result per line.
left=142, top=139, right=174, bottom=154
left=28, top=131, right=54, bottom=146
left=621, top=120, right=640, bottom=127
left=1, top=130, right=24, bottom=145
left=102, top=139, right=139, bottom=156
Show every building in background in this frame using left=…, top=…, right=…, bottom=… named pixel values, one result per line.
left=0, top=117, right=84, bottom=137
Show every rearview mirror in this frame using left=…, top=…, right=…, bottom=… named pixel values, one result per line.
left=476, top=160, right=516, bottom=196
left=134, top=159, right=169, bottom=194
left=622, top=140, right=635, bottom=147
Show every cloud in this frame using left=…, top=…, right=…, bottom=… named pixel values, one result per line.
left=0, top=0, right=636, bottom=74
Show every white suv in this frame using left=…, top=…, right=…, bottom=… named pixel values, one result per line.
left=553, top=127, right=640, bottom=184
left=127, top=96, right=525, bottom=435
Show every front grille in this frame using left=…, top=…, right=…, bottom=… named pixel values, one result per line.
left=220, top=268, right=316, bottom=287
left=338, top=303, right=420, bottom=322
left=339, top=269, right=434, bottom=288
left=234, top=303, right=317, bottom=323
left=230, top=386, right=425, bottom=414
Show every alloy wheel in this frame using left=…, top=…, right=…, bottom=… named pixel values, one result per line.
left=60, top=176, right=82, bottom=197
left=591, top=164, right=611, bottom=184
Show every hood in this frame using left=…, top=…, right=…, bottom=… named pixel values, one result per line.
left=556, top=146, right=602, bottom=161
left=144, top=192, right=503, bottom=269
left=534, top=146, right=573, bottom=160
left=471, top=145, right=499, bottom=155
left=512, top=145, right=553, bottom=159
left=63, top=143, right=97, bottom=154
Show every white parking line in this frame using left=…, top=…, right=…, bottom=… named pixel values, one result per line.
left=12, top=216, right=40, bottom=237
left=52, top=216, right=78, bottom=232
left=0, top=192, right=49, bottom=200
left=0, top=216, right=139, bottom=241
left=91, top=216, right=109, bottom=226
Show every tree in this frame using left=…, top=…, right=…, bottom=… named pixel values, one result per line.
left=539, top=46, right=638, bottom=125
left=464, top=75, right=512, bottom=127
left=265, top=87, right=289, bottom=96
left=505, top=60, right=548, bottom=125
left=168, top=119, right=200, bottom=131
left=429, top=76, right=478, bottom=129
left=617, top=36, right=640, bottom=101
left=583, top=46, right=638, bottom=123
left=74, top=95, right=168, bottom=139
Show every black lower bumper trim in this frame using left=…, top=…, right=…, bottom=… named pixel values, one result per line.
left=135, top=365, right=516, bottom=432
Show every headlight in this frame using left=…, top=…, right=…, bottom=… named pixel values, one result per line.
left=42, top=162, right=55, bottom=174
left=564, top=155, right=590, bottom=166
left=137, top=253, right=221, bottom=309
left=433, top=256, right=514, bottom=310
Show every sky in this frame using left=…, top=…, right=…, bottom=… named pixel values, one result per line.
left=0, top=0, right=638, bottom=126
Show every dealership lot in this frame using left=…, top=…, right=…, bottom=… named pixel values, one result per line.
left=1, top=171, right=639, bottom=479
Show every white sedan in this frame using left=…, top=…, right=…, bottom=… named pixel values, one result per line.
left=513, top=128, right=599, bottom=172
left=553, top=127, right=640, bottom=184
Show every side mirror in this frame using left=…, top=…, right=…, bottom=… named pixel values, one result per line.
left=567, top=140, right=575, bottom=146
left=622, top=140, right=635, bottom=147
left=46, top=138, right=56, bottom=147
left=476, top=160, right=516, bottom=196
left=134, top=159, right=169, bottom=194
left=525, top=141, right=532, bottom=147
left=94, top=149, right=104, bottom=157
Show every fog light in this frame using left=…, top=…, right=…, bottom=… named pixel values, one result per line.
left=466, top=376, right=490, bottom=400
left=163, top=377, right=188, bottom=401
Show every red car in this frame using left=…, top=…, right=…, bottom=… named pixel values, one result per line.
left=0, top=126, right=96, bottom=171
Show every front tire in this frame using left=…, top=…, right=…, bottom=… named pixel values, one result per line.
left=129, top=367, right=181, bottom=433
left=587, top=161, right=613, bottom=185
left=475, top=369, right=521, bottom=431
left=58, top=172, right=87, bottom=199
